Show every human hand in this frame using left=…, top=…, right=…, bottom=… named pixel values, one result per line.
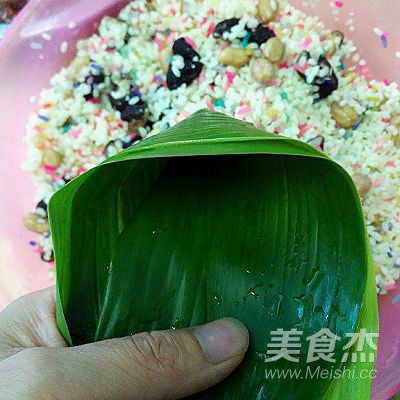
left=0, top=287, right=248, bottom=399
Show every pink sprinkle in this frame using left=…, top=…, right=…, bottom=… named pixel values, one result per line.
left=225, top=71, right=235, bottom=90
left=301, top=38, right=312, bottom=49
left=266, top=79, right=281, bottom=87
left=185, top=37, right=196, bottom=49
left=95, top=109, right=101, bottom=116
left=101, top=36, right=110, bottom=46
left=200, top=17, right=208, bottom=27
left=88, top=98, right=101, bottom=104
left=71, top=128, right=82, bottom=139
left=151, top=75, right=158, bottom=84
left=167, top=31, right=176, bottom=45
left=110, top=65, right=121, bottom=73
left=372, top=178, right=384, bottom=188
left=237, top=106, right=253, bottom=116
left=77, top=167, right=87, bottom=175
left=199, top=70, right=206, bottom=82
left=274, top=127, right=281, bottom=134
left=385, top=160, right=396, bottom=167
left=334, top=1, right=344, bottom=7
left=374, top=138, right=385, bottom=150
left=43, top=164, right=57, bottom=174
left=355, top=65, right=370, bottom=76
left=298, top=123, right=311, bottom=137
left=279, top=62, right=290, bottom=69
left=118, top=120, right=124, bottom=128
left=385, top=283, right=398, bottom=291
left=153, top=37, right=164, bottom=50
left=383, top=79, right=390, bottom=86
left=206, top=98, right=215, bottom=110
left=382, top=117, right=390, bottom=123
left=207, top=22, right=215, bottom=37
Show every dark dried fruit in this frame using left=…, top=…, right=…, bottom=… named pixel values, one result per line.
left=172, top=38, right=199, bottom=59
left=213, top=18, right=240, bottom=38
left=214, top=18, right=275, bottom=46
left=248, top=24, right=276, bottom=46
left=307, top=135, right=325, bottom=151
left=41, top=251, right=54, bottom=263
left=108, top=95, right=129, bottom=112
left=83, top=63, right=105, bottom=100
left=122, top=134, right=142, bottom=149
left=36, top=200, right=48, bottom=216
left=167, top=38, right=203, bottom=90
left=109, top=85, right=147, bottom=122
left=296, top=51, right=338, bottom=101
left=120, top=100, right=147, bottom=122
left=167, top=61, right=203, bottom=90
left=105, top=135, right=141, bottom=157
left=104, top=140, right=123, bottom=157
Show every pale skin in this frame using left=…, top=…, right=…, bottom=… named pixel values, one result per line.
left=0, top=287, right=249, bottom=399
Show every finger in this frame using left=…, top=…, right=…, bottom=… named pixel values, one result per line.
left=3, top=318, right=248, bottom=399
left=0, top=287, right=66, bottom=360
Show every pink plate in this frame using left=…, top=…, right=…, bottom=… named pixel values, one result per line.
left=0, top=1, right=398, bottom=398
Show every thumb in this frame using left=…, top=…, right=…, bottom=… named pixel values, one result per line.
left=9, top=318, right=249, bottom=400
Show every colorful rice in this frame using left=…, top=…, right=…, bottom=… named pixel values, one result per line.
left=24, top=0, right=400, bottom=294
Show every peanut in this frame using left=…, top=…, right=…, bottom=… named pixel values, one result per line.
left=263, top=37, right=285, bottom=63
left=352, top=173, right=372, bottom=199
left=23, top=212, right=50, bottom=234
left=330, top=102, right=358, bottom=129
left=159, top=46, right=172, bottom=74
left=257, top=0, right=279, bottom=23
left=341, top=70, right=357, bottom=83
left=218, top=47, right=252, bottom=67
left=251, top=58, right=275, bottom=84
left=41, top=148, right=63, bottom=167
left=389, top=113, right=400, bottom=130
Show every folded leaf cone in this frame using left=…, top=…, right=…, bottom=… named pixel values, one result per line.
left=49, top=109, right=378, bottom=399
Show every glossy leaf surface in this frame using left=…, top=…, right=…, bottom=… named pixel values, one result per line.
left=49, top=110, right=378, bottom=399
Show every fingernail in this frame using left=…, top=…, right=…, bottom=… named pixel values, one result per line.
left=192, top=317, right=249, bottom=364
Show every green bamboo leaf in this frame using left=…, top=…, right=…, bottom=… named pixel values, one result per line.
left=49, top=109, right=377, bottom=399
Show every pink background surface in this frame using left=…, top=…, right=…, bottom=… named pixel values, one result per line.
left=0, top=0, right=398, bottom=398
